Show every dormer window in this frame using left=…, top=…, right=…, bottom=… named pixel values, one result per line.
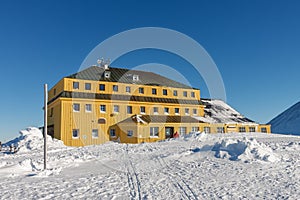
left=133, top=74, right=139, bottom=81
left=104, top=71, right=111, bottom=78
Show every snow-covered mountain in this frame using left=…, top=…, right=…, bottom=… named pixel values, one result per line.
left=195, top=99, right=256, bottom=124
left=269, top=101, right=300, bottom=135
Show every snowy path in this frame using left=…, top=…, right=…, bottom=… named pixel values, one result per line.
left=1, top=131, right=300, bottom=199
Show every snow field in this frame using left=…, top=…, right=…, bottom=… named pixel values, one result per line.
left=0, top=128, right=300, bottom=199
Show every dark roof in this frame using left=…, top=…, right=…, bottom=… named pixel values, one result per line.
left=67, top=66, right=195, bottom=89
left=48, top=91, right=201, bottom=105
left=118, top=115, right=204, bottom=124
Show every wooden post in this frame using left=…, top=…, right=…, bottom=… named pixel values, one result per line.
left=44, top=84, right=48, bottom=170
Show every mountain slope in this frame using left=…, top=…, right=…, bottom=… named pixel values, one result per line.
left=269, top=101, right=300, bottom=135
left=194, top=99, right=256, bottom=124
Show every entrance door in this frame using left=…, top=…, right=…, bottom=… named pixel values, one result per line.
left=165, top=127, right=174, bottom=139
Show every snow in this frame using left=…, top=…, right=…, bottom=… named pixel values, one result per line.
left=269, top=101, right=300, bottom=135
left=195, top=99, right=258, bottom=124
left=1, top=128, right=300, bottom=199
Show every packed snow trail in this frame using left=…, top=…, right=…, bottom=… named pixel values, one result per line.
left=1, top=128, right=300, bottom=199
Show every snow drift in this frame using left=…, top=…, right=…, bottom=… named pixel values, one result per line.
left=4, top=127, right=66, bottom=153
left=212, top=137, right=279, bottom=162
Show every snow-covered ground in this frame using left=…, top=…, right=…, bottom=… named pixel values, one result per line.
left=1, top=127, right=300, bottom=199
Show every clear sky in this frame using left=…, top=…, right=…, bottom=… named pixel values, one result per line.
left=0, top=0, right=300, bottom=142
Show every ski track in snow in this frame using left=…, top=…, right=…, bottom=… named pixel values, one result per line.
left=1, top=129, right=300, bottom=199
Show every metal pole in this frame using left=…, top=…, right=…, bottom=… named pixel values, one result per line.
left=44, top=84, right=48, bottom=170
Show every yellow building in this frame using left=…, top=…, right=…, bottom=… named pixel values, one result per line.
left=47, top=65, right=270, bottom=146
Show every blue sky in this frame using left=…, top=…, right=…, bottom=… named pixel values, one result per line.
left=0, top=0, right=300, bottom=142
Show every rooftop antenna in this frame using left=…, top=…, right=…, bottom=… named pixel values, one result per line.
left=104, top=58, right=110, bottom=70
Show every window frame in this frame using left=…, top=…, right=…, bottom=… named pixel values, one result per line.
left=173, top=90, right=178, bottom=96
left=85, top=104, right=92, bottom=112
left=249, top=127, right=256, bottom=132
left=152, top=88, right=157, bottom=95
left=73, top=103, right=80, bottom=112
left=73, top=82, right=79, bottom=90
left=185, top=108, right=189, bottom=115
left=99, top=84, right=105, bottom=91
left=85, top=83, right=91, bottom=90
left=191, top=127, right=199, bottom=132
left=193, top=109, right=197, bottom=115
left=140, top=106, right=146, bottom=114
left=100, top=105, right=106, bottom=113
left=153, top=107, right=158, bottom=114
left=126, top=86, right=131, bottom=93
left=191, top=92, right=195, bottom=98
left=113, top=105, right=119, bottom=113
left=113, top=85, right=118, bottom=92
left=127, top=106, right=133, bottom=114
left=110, top=129, right=116, bottom=137
left=183, top=91, right=187, bottom=97
left=163, top=89, right=168, bottom=96
left=72, top=129, right=79, bottom=139
left=139, top=87, right=144, bottom=94
left=239, top=127, right=246, bottom=132
left=92, top=129, right=99, bottom=138
left=179, top=127, right=187, bottom=135
left=150, top=127, right=159, bottom=137
left=127, top=130, right=134, bottom=137
left=164, top=107, right=169, bottom=115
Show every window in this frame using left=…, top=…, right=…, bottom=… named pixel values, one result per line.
left=127, top=130, right=133, bottom=137
left=113, top=105, right=119, bottom=113
left=217, top=127, right=225, bottom=133
left=72, top=129, right=79, bottom=138
left=261, top=127, right=267, bottom=133
left=73, top=82, right=79, bottom=89
left=73, top=103, right=80, bottom=112
left=127, top=106, right=132, bottom=114
left=179, top=127, right=187, bottom=135
left=150, top=127, right=159, bottom=137
left=183, top=91, right=187, bottom=97
left=173, top=90, right=178, bottom=96
left=85, top=83, right=91, bottom=90
left=100, top=105, right=106, bottom=113
left=110, top=129, right=116, bottom=137
left=99, top=84, right=105, bottom=91
left=113, top=85, right=118, bottom=92
left=104, top=71, right=111, bottom=78
left=191, top=92, right=195, bottom=98
left=239, top=127, right=246, bottom=132
left=163, top=89, right=168, bottom=95
left=204, top=127, right=211, bottom=133
left=185, top=108, right=189, bottom=115
left=249, top=127, right=256, bottom=132
left=193, top=109, right=197, bottom=115
left=133, top=75, right=139, bottom=81
left=140, top=106, right=145, bottom=114
left=126, top=86, right=131, bottom=93
left=192, top=127, right=199, bottom=132
left=98, top=118, right=106, bottom=124
left=152, top=88, right=157, bottom=95
left=139, top=87, right=144, bottom=94
left=92, top=129, right=98, bottom=138
left=175, top=108, right=179, bottom=115
left=85, top=104, right=92, bottom=112
left=49, top=108, right=54, bottom=117
left=53, top=89, right=56, bottom=96
left=164, top=107, right=169, bottom=114
left=153, top=107, right=158, bottom=114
